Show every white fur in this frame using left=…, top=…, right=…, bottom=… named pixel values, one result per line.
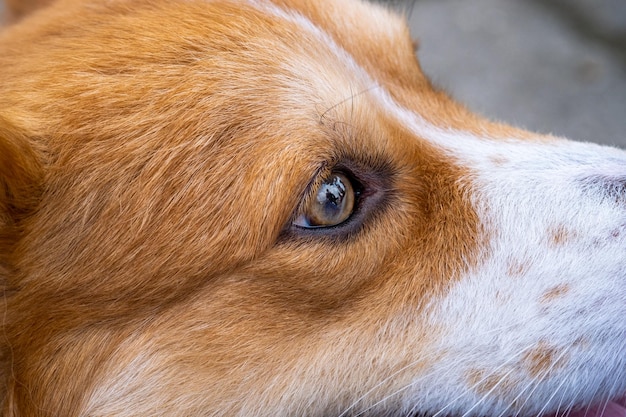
left=247, top=1, right=626, bottom=415
left=85, top=2, right=626, bottom=415
left=373, top=81, right=626, bottom=415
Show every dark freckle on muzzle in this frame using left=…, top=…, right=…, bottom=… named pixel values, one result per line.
left=506, top=258, right=530, bottom=277
left=540, top=284, right=571, bottom=303
left=606, top=223, right=626, bottom=241
left=547, top=225, right=578, bottom=248
left=580, top=174, right=626, bottom=204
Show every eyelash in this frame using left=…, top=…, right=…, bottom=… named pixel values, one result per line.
left=281, top=155, right=393, bottom=241
left=287, top=165, right=370, bottom=237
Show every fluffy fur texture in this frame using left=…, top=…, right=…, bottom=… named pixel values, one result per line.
left=0, top=0, right=624, bottom=416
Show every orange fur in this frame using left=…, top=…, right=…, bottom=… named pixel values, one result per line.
left=3, top=0, right=52, bottom=22
left=0, top=0, right=602, bottom=416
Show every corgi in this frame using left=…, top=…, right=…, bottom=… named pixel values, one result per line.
left=0, top=0, right=624, bottom=416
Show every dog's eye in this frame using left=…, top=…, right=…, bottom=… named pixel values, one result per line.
left=293, top=172, right=356, bottom=228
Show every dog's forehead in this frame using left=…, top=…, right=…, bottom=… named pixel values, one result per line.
left=258, top=0, right=420, bottom=83
left=203, top=0, right=423, bottom=126
left=218, top=0, right=527, bottom=145
left=0, top=0, right=442, bottom=156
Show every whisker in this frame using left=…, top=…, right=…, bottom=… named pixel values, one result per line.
left=510, top=347, right=572, bottom=417
left=318, top=85, right=380, bottom=126
left=338, top=323, right=526, bottom=417
left=596, top=374, right=623, bottom=417
left=336, top=348, right=457, bottom=417
left=561, top=379, right=587, bottom=417
left=459, top=367, right=519, bottom=417
left=346, top=337, right=516, bottom=417
left=534, top=369, right=572, bottom=417
left=404, top=344, right=514, bottom=417
left=341, top=316, right=570, bottom=417
left=429, top=343, right=538, bottom=417
left=553, top=359, right=585, bottom=417
left=345, top=351, right=479, bottom=417
left=580, top=374, right=605, bottom=417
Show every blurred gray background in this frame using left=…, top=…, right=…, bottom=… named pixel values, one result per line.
left=2, top=0, right=625, bottom=147
left=393, top=0, right=626, bottom=147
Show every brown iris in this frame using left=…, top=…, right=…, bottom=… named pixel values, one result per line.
left=293, top=172, right=355, bottom=228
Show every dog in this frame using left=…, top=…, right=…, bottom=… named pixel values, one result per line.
left=0, top=0, right=624, bottom=415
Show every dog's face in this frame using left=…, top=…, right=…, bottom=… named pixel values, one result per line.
left=0, top=0, right=624, bottom=416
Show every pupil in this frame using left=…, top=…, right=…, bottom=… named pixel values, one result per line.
left=326, top=190, right=338, bottom=204
left=318, top=176, right=346, bottom=210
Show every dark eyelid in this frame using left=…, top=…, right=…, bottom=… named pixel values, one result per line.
left=281, top=160, right=393, bottom=243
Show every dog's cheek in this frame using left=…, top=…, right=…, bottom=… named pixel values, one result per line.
left=77, top=261, right=454, bottom=417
